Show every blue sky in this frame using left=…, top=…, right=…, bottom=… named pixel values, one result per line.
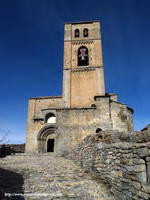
left=0, top=0, right=149, bottom=143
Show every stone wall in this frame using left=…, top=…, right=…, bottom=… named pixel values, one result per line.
left=69, top=130, right=150, bottom=200
left=7, top=144, right=25, bottom=153
left=70, top=68, right=104, bottom=107
left=56, top=95, right=133, bottom=156
left=25, top=96, right=63, bottom=152
left=55, top=107, right=111, bottom=156
left=26, top=94, right=134, bottom=154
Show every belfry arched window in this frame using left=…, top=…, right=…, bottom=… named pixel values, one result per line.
left=78, top=46, right=89, bottom=66
left=83, top=28, right=88, bottom=37
left=45, top=113, right=56, bottom=124
left=75, top=29, right=80, bottom=38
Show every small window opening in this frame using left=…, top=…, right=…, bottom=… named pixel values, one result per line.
left=91, top=104, right=96, bottom=108
left=45, top=113, right=56, bottom=124
left=75, top=29, right=80, bottom=38
left=96, top=128, right=102, bottom=133
left=84, top=28, right=88, bottom=37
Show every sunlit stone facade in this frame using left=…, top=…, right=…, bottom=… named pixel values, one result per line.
left=26, top=21, right=134, bottom=155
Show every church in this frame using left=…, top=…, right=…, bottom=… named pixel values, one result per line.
left=25, top=21, right=134, bottom=156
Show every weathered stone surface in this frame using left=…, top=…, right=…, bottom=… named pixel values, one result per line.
left=146, top=157, right=150, bottom=161
left=0, top=154, right=114, bottom=200
left=137, top=148, right=149, bottom=157
left=68, top=130, right=150, bottom=200
left=26, top=21, right=134, bottom=156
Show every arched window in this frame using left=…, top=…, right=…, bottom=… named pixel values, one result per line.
left=91, top=104, right=96, bottom=108
left=96, top=128, right=102, bottom=133
left=75, top=29, right=80, bottom=38
left=83, top=28, right=88, bottom=37
left=45, top=113, right=56, bottom=124
left=78, top=46, right=89, bottom=66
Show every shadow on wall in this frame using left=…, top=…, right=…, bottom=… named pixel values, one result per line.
left=0, top=168, right=24, bottom=200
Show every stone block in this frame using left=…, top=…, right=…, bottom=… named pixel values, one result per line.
left=137, top=148, right=149, bottom=157
left=146, top=157, right=150, bottom=162
left=138, top=191, right=149, bottom=199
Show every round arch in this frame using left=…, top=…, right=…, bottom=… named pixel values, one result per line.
left=75, top=29, right=80, bottom=37
left=45, top=113, right=56, bottom=124
left=96, top=128, right=102, bottom=133
left=77, top=46, right=89, bottom=66
left=37, top=125, right=56, bottom=153
left=83, top=28, right=88, bottom=37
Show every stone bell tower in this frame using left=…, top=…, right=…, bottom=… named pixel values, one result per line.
left=63, top=21, right=105, bottom=108
left=25, top=20, right=134, bottom=154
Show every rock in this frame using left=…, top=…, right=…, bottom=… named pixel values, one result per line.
left=137, top=148, right=149, bottom=157
left=68, top=130, right=150, bottom=200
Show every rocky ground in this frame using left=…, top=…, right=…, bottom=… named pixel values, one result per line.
left=0, top=154, right=114, bottom=200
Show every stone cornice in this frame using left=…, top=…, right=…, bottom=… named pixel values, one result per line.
left=64, top=38, right=100, bottom=42
left=29, top=96, right=62, bottom=100
left=71, top=67, right=95, bottom=73
left=41, top=107, right=96, bottom=111
left=64, top=66, right=103, bottom=71
left=71, top=40, right=93, bottom=45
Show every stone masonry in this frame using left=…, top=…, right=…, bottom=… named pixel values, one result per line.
left=0, top=154, right=115, bottom=200
left=26, top=21, right=134, bottom=156
left=26, top=93, right=134, bottom=156
left=68, top=129, right=150, bottom=199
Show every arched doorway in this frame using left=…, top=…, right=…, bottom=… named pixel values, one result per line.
left=37, top=125, right=56, bottom=153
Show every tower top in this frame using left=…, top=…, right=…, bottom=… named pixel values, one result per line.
left=64, top=21, right=100, bottom=41
left=64, top=20, right=100, bottom=25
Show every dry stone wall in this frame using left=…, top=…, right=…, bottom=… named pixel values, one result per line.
left=69, top=130, right=150, bottom=200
